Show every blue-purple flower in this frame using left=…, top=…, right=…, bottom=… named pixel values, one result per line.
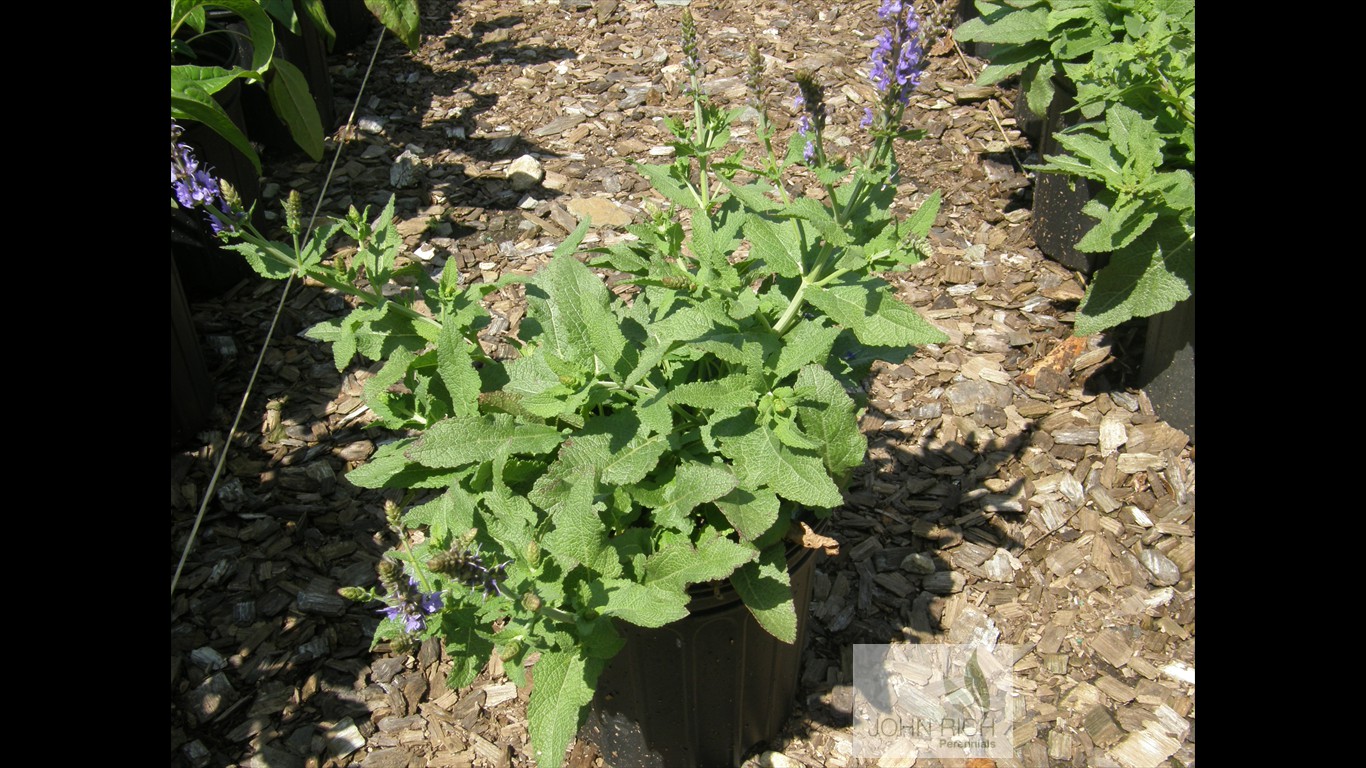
left=868, top=0, right=925, bottom=106
left=171, top=122, right=244, bottom=236
left=793, top=71, right=826, bottom=165
left=379, top=573, right=444, bottom=633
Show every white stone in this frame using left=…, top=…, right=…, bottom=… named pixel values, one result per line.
left=506, top=154, right=544, bottom=191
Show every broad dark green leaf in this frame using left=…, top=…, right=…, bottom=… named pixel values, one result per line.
left=806, top=277, right=947, bottom=347
left=265, top=58, right=324, bottom=160
left=526, top=650, right=601, bottom=768
left=644, top=534, right=758, bottom=591
left=730, top=545, right=797, bottom=643
left=363, top=0, right=421, bottom=51
left=406, top=413, right=564, bottom=469
left=596, top=579, right=690, bottom=627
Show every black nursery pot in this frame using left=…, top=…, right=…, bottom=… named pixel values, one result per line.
left=1139, top=297, right=1195, bottom=441
left=1031, top=81, right=1108, bottom=276
left=323, top=0, right=378, bottom=54
left=580, top=537, right=823, bottom=768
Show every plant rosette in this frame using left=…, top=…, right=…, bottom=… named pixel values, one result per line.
left=189, top=6, right=946, bottom=766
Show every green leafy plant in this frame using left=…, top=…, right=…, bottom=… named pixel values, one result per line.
left=955, top=0, right=1132, bottom=116
left=186, top=7, right=944, bottom=766
left=957, top=0, right=1194, bottom=335
left=170, top=0, right=423, bottom=171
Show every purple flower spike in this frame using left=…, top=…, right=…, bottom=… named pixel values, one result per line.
left=868, top=3, right=925, bottom=106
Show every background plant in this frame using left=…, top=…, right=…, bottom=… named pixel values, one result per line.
left=170, top=0, right=423, bottom=171
left=200, top=7, right=946, bottom=766
left=957, top=0, right=1194, bottom=335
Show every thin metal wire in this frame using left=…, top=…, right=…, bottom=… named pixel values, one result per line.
left=172, top=29, right=391, bottom=598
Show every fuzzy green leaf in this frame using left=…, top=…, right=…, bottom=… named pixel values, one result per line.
left=596, top=579, right=690, bottom=627
left=404, top=486, right=478, bottom=544
left=644, top=534, right=758, bottom=591
left=730, top=545, right=797, bottom=643
left=902, top=189, right=941, bottom=239
left=436, top=323, right=481, bottom=418
left=441, top=609, right=494, bottom=689
left=526, top=650, right=600, bottom=768
left=806, top=277, right=947, bottom=347
left=720, top=422, right=843, bottom=509
left=744, top=215, right=804, bottom=278
left=526, top=254, right=628, bottom=374
left=406, top=414, right=564, bottom=469
left=634, top=462, right=739, bottom=532
left=771, top=319, right=841, bottom=380
left=1075, top=225, right=1193, bottom=336
left=794, top=365, right=867, bottom=478
left=345, top=438, right=461, bottom=489
left=633, top=161, right=700, bottom=210
left=665, top=377, right=759, bottom=412
left=539, top=482, right=622, bottom=578
left=362, top=346, right=417, bottom=427
left=713, top=488, right=780, bottom=541
left=599, top=432, right=670, bottom=487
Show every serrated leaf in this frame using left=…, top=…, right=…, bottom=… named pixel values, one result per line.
left=731, top=545, right=796, bottom=643
left=436, top=321, right=481, bottom=418
left=806, top=277, right=947, bottom=347
left=345, top=438, right=462, bottom=489
left=717, top=176, right=779, bottom=213
left=713, top=487, right=780, bottom=541
left=956, top=5, right=1049, bottom=45
left=665, top=377, right=759, bottom=412
left=526, top=254, right=628, bottom=374
left=441, top=609, right=494, bottom=689
left=599, top=432, right=669, bottom=487
left=1075, top=226, right=1194, bottom=336
left=772, top=319, right=841, bottom=380
left=785, top=198, right=847, bottom=246
left=539, top=482, right=622, bottom=578
left=362, top=346, right=417, bottom=427
left=526, top=650, right=600, bottom=768
left=596, top=579, right=690, bottom=627
left=744, top=215, right=803, bottom=278
left=481, top=484, right=538, bottom=555
left=904, top=189, right=942, bottom=239
left=406, top=413, right=564, bottom=469
left=633, top=161, right=700, bottom=210
left=644, top=534, right=758, bottom=591
left=405, top=486, right=479, bottom=543
left=634, top=462, right=739, bottom=532
left=720, top=422, right=843, bottom=509
left=794, top=365, right=867, bottom=479
left=772, top=418, right=821, bottom=451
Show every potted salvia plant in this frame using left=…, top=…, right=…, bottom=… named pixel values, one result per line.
left=183, top=6, right=945, bottom=765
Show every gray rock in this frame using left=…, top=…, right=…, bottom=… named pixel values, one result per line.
left=357, top=116, right=385, bottom=134
left=901, top=552, right=935, bottom=574
left=390, top=150, right=420, bottom=188
left=945, top=379, right=1011, bottom=415
left=1138, top=549, right=1181, bottom=586
left=506, top=154, right=544, bottom=190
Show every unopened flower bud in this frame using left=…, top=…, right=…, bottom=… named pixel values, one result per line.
left=522, top=592, right=543, bottom=612
left=384, top=500, right=403, bottom=532
left=525, top=540, right=541, bottom=566
left=377, top=558, right=403, bottom=588
left=338, top=586, right=368, bottom=601
left=284, top=190, right=303, bottom=236
left=499, top=641, right=523, bottom=661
